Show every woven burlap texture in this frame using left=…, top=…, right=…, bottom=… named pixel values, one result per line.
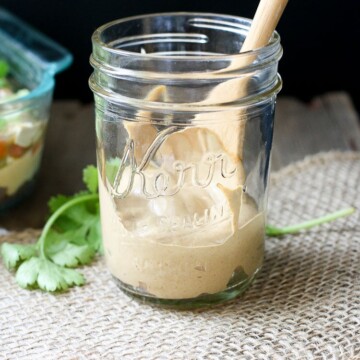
left=1, top=152, right=359, bottom=360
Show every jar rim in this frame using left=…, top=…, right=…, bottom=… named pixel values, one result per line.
left=92, top=12, right=281, bottom=62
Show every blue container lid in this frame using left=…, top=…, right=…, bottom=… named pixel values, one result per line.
left=0, top=7, right=72, bottom=109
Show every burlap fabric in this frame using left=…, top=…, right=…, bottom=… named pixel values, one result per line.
left=1, top=152, right=359, bottom=359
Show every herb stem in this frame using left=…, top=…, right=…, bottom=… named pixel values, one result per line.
left=38, top=193, right=99, bottom=258
left=266, top=207, right=355, bottom=237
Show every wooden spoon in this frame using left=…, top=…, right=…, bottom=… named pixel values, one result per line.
left=202, top=0, right=289, bottom=105
left=241, top=0, right=288, bottom=53
left=197, top=0, right=289, bottom=163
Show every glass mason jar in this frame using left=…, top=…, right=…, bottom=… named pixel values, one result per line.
left=90, top=13, right=282, bottom=308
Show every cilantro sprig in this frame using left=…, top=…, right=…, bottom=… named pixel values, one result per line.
left=0, top=163, right=356, bottom=293
left=266, top=207, right=355, bottom=236
left=1, top=165, right=100, bottom=292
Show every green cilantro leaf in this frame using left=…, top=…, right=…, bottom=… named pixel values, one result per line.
left=48, top=194, right=73, bottom=214
left=48, top=194, right=81, bottom=232
left=63, top=201, right=96, bottom=224
left=49, top=243, right=95, bottom=267
left=45, top=230, right=95, bottom=267
left=1, top=243, right=37, bottom=270
left=16, top=257, right=84, bottom=291
left=48, top=200, right=102, bottom=253
left=86, top=220, right=103, bottom=253
left=48, top=191, right=88, bottom=214
left=83, top=165, right=98, bottom=194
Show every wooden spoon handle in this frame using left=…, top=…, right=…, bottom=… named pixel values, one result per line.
left=241, top=0, right=288, bottom=53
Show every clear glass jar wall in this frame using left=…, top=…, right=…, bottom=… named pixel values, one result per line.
left=90, top=13, right=282, bottom=308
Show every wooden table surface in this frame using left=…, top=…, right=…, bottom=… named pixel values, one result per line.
left=1, top=92, right=359, bottom=230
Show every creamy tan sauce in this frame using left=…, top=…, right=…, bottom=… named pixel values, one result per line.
left=0, top=148, right=42, bottom=195
left=99, top=175, right=264, bottom=299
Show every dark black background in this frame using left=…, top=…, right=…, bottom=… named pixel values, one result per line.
left=1, top=0, right=359, bottom=109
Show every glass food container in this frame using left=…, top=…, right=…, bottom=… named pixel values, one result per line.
left=90, top=13, right=282, bottom=308
left=0, top=8, right=72, bottom=210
